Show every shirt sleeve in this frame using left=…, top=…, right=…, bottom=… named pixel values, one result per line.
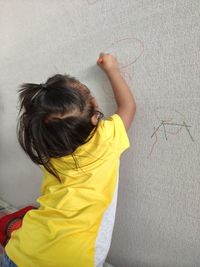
left=99, top=114, right=130, bottom=155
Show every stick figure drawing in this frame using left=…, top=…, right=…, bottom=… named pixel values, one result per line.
left=148, top=108, right=194, bottom=158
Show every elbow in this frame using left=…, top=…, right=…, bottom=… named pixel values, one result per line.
left=132, top=102, right=136, bottom=118
left=133, top=102, right=136, bottom=113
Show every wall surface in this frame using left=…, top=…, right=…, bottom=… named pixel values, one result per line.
left=0, top=0, right=200, bottom=266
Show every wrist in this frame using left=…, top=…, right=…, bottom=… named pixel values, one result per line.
left=106, top=68, right=121, bottom=78
left=106, top=68, right=120, bottom=76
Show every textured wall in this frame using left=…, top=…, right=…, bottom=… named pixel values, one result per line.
left=0, top=0, right=200, bottom=266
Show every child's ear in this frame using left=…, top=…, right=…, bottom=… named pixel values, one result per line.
left=91, top=114, right=98, bottom=126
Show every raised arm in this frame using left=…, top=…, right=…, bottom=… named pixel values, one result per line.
left=97, top=53, right=136, bottom=131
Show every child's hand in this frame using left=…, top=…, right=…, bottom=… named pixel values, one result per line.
left=97, top=52, right=119, bottom=74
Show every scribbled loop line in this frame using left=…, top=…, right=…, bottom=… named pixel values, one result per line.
left=103, top=37, right=144, bottom=69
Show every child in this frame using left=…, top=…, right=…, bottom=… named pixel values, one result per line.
left=2, top=53, right=136, bottom=267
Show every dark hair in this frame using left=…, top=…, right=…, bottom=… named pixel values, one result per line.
left=17, top=74, right=104, bottom=182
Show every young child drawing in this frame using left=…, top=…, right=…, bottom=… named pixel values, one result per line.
left=2, top=53, right=136, bottom=267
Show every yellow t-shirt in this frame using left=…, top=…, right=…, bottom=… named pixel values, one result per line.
left=5, top=114, right=130, bottom=267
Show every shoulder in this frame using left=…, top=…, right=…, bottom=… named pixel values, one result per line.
left=97, top=114, right=130, bottom=155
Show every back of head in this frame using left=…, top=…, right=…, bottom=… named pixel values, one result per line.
left=17, top=74, right=102, bottom=181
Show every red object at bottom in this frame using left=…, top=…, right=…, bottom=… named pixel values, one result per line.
left=0, top=205, right=36, bottom=247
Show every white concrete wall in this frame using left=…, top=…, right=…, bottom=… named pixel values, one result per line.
left=0, top=1, right=200, bottom=266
